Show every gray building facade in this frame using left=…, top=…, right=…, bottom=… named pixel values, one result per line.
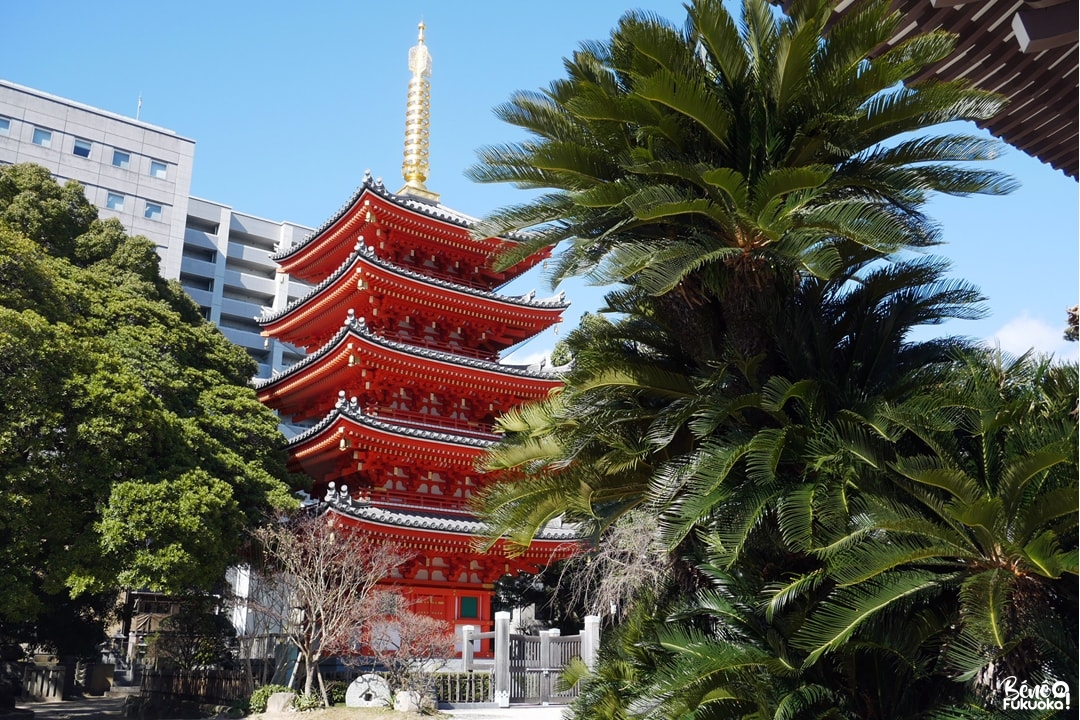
left=183, top=197, right=310, bottom=378
left=0, top=79, right=308, bottom=379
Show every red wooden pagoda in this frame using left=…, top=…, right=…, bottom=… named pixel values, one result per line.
left=256, top=24, right=576, bottom=644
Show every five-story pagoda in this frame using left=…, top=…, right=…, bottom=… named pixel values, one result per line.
left=255, top=24, right=576, bottom=641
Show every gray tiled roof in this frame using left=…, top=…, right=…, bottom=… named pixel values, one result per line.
left=284, top=391, right=500, bottom=450
left=271, top=171, right=531, bottom=262
left=255, top=311, right=561, bottom=391
left=258, top=240, right=566, bottom=326
left=322, top=493, right=580, bottom=541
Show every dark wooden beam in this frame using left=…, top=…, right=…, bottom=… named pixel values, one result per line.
left=1012, top=0, right=1080, bottom=52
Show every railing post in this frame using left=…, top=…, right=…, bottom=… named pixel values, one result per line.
left=494, top=611, right=511, bottom=708
left=539, top=628, right=559, bottom=705
left=583, top=615, right=600, bottom=670
left=461, top=625, right=475, bottom=672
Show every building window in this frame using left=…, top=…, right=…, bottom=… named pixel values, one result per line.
left=144, top=202, right=163, bottom=221
left=32, top=127, right=52, bottom=147
left=150, top=160, right=167, bottom=179
left=0, top=117, right=10, bottom=136
left=72, top=139, right=92, bottom=158
left=106, top=192, right=125, bottom=211
left=460, top=596, right=479, bottom=619
left=112, top=150, right=130, bottom=169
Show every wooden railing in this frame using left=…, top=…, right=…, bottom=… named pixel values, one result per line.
left=366, top=406, right=497, bottom=440
left=432, top=671, right=494, bottom=704
left=22, top=664, right=66, bottom=702
left=369, top=488, right=473, bottom=513
left=385, top=330, right=498, bottom=361
left=140, top=669, right=252, bottom=705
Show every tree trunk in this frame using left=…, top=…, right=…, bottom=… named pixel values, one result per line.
left=317, top=670, right=329, bottom=707
left=304, top=650, right=323, bottom=698
left=287, top=650, right=302, bottom=691
left=241, top=636, right=255, bottom=699
left=654, top=290, right=723, bottom=369
left=300, top=651, right=315, bottom=696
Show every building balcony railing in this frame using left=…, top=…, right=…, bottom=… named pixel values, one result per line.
left=368, top=406, right=497, bottom=441
left=388, top=332, right=498, bottom=362
left=395, top=260, right=488, bottom=291
left=368, top=488, right=473, bottom=514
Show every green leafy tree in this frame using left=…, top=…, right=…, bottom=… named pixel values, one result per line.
left=147, top=601, right=237, bottom=670
left=0, top=163, right=298, bottom=648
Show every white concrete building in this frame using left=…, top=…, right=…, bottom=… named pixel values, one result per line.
left=0, top=79, right=308, bottom=378
left=183, top=197, right=310, bottom=378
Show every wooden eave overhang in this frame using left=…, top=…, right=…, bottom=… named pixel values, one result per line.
left=285, top=397, right=498, bottom=479
left=271, top=173, right=548, bottom=284
left=257, top=315, right=562, bottom=421
left=323, top=500, right=580, bottom=566
left=258, top=242, right=567, bottom=352
left=830, top=0, right=1079, bottom=179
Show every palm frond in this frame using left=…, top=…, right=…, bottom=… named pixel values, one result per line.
left=959, top=568, right=1012, bottom=648
left=795, top=569, right=940, bottom=665
left=890, top=455, right=983, bottom=505
left=998, top=440, right=1073, bottom=519
left=765, top=569, right=827, bottom=622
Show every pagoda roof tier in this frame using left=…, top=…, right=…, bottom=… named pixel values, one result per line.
left=321, top=497, right=579, bottom=575
left=258, top=313, right=562, bottom=423
left=271, top=172, right=546, bottom=287
left=285, top=393, right=497, bottom=480
left=258, top=241, right=567, bottom=353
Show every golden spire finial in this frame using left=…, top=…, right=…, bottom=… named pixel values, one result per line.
left=399, top=20, right=439, bottom=202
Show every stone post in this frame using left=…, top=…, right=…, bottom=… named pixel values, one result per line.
left=461, top=625, right=475, bottom=672
left=494, top=611, right=511, bottom=708
left=582, top=615, right=600, bottom=670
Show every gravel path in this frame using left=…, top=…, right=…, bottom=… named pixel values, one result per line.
left=13, top=695, right=571, bottom=720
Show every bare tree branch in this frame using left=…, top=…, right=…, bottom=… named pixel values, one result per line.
left=344, top=592, right=456, bottom=710
left=553, top=508, right=671, bottom=617
left=247, top=511, right=413, bottom=704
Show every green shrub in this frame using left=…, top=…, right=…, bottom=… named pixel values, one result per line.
left=226, top=698, right=249, bottom=718
left=292, top=692, right=322, bottom=712
left=249, top=684, right=292, bottom=714
left=325, top=680, right=348, bottom=706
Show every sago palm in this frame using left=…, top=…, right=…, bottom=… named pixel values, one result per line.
left=480, top=289, right=700, bottom=548
left=792, top=351, right=1078, bottom=691
left=656, top=252, right=985, bottom=553
left=630, top=353, right=1071, bottom=720
left=469, top=0, right=1014, bottom=363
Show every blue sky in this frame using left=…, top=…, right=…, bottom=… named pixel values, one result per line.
left=6, top=0, right=1077, bottom=364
